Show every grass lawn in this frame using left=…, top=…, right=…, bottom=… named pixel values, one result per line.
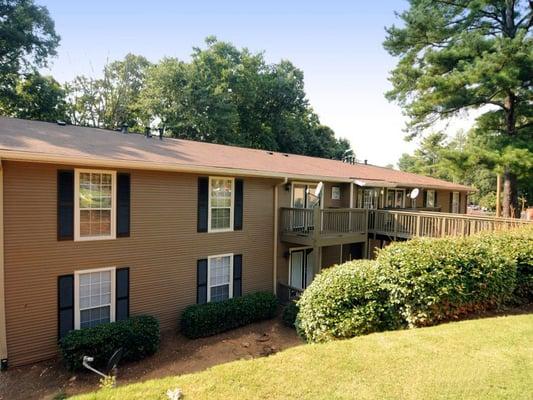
left=73, top=314, right=533, bottom=400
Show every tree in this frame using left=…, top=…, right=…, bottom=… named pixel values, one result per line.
left=65, top=54, right=151, bottom=130
left=384, top=0, right=533, bottom=217
left=0, top=0, right=60, bottom=104
left=138, top=37, right=351, bottom=159
left=4, top=72, right=66, bottom=121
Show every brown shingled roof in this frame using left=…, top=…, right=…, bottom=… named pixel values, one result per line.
left=0, top=118, right=472, bottom=191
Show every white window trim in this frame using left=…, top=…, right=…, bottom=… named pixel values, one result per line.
left=288, top=246, right=320, bottom=289
left=74, top=169, right=117, bottom=241
left=452, top=191, right=460, bottom=213
left=207, top=253, right=234, bottom=302
left=207, top=176, right=235, bottom=233
left=74, top=266, right=116, bottom=330
left=290, top=181, right=324, bottom=209
left=426, top=189, right=436, bottom=208
left=386, top=188, right=406, bottom=208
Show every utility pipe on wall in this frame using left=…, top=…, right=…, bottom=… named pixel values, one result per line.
left=272, top=177, right=288, bottom=295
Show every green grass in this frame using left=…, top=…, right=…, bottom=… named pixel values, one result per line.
left=73, top=314, right=533, bottom=400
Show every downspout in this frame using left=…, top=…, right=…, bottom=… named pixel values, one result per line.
left=0, top=159, right=7, bottom=370
left=273, top=177, right=288, bottom=295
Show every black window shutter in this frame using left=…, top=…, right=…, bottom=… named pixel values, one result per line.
left=435, top=191, right=438, bottom=207
left=197, top=177, right=209, bottom=232
left=449, top=192, right=453, bottom=211
left=117, top=173, right=131, bottom=237
left=234, top=179, right=244, bottom=230
left=58, top=274, right=74, bottom=339
left=57, top=170, right=74, bottom=240
left=197, top=259, right=208, bottom=304
left=423, top=190, right=428, bottom=207
left=116, top=268, right=130, bottom=320
left=233, top=254, right=242, bottom=298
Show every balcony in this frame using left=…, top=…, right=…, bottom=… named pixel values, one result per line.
left=280, top=207, right=531, bottom=247
left=368, top=209, right=531, bottom=239
left=280, top=207, right=368, bottom=246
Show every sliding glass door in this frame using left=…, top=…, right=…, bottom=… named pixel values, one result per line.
left=289, top=248, right=315, bottom=290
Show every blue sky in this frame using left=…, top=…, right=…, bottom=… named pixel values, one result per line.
left=39, top=0, right=465, bottom=166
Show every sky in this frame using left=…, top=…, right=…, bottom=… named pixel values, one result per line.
left=39, top=0, right=473, bottom=167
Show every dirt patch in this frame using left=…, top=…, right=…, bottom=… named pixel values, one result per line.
left=0, top=318, right=302, bottom=400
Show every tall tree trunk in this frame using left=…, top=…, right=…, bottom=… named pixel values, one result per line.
left=502, top=92, right=519, bottom=218
left=502, top=170, right=518, bottom=218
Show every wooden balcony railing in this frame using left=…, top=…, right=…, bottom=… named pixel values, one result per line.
left=368, top=209, right=531, bottom=239
left=280, top=207, right=368, bottom=246
left=280, top=207, right=531, bottom=245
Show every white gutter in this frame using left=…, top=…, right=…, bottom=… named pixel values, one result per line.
left=272, top=177, right=288, bottom=295
left=0, top=159, right=7, bottom=368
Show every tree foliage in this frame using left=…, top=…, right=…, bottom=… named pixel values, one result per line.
left=67, top=38, right=351, bottom=160
left=385, top=0, right=533, bottom=217
left=4, top=72, right=66, bottom=121
left=0, top=0, right=60, bottom=102
left=65, top=54, right=151, bottom=130
left=398, top=128, right=533, bottom=210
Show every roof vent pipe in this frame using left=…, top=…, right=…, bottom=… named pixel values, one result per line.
left=145, top=126, right=152, bottom=138
left=121, top=124, right=128, bottom=134
left=158, top=127, right=164, bottom=140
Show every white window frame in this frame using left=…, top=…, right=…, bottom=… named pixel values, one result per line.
left=386, top=188, right=406, bottom=208
left=362, top=188, right=379, bottom=209
left=74, top=266, right=116, bottom=330
left=425, top=190, right=436, bottom=208
left=290, top=181, right=324, bottom=209
left=452, top=191, right=460, bottom=213
left=74, top=169, right=117, bottom=241
left=208, top=177, right=235, bottom=233
left=207, top=253, right=234, bottom=302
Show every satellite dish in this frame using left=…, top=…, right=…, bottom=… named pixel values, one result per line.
left=409, top=188, right=420, bottom=199
left=314, top=182, right=324, bottom=197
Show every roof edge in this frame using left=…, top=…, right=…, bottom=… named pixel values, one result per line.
left=0, top=149, right=474, bottom=191
left=0, top=149, right=354, bottom=183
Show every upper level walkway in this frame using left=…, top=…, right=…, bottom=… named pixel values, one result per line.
left=280, top=207, right=531, bottom=246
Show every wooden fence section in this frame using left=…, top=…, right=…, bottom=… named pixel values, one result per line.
left=368, top=210, right=531, bottom=239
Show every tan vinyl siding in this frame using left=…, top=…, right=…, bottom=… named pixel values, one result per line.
left=321, top=245, right=342, bottom=269
left=3, top=161, right=274, bottom=366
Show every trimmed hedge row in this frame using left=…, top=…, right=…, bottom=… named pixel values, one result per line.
left=297, top=227, right=533, bottom=342
left=181, top=292, right=278, bottom=338
left=59, top=315, right=160, bottom=371
left=378, top=235, right=516, bottom=327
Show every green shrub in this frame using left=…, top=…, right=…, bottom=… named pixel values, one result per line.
left=377, top=234, right=517, bottom=327
left=477, top=227, right=533, bottom=304
left=59, top=315, right=160, bottom=371
left=282, top=301, right=299, bottom=328
left=180, top=292, right=278, bottom=339
left=296, top=260, right=402, bottom=343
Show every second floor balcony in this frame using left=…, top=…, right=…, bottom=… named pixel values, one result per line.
left=280, top=207, right=368, bottom=246
left=280, top=207, right=531, bottom=247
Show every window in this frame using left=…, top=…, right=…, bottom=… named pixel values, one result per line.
left=209, top=177, right=234, bottom=231
left=208, top=254, right=233, bottom=302
left=452, top=192, right=460, bottom=213
left=425, top=190, right=435, bottom=208
left=74, top=267, right=115, bottom=329
left=292, top=183, right=321, bottom=209
left=362, top=188, right=379, bottom=209
left=75, top=169, right=116, bottom=241
left=386, top=189, right=405, bottom=208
